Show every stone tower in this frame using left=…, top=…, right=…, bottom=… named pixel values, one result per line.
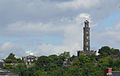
left=83, top=20, right=90, bottom=52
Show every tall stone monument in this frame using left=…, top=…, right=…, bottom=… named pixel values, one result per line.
left=83, top=20, right=90, bottom=52
left=77, top=20, right=93, bottom=56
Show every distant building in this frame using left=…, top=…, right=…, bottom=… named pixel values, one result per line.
left=22, top=55, right=38, bottom=66
left=0, top=68, right=19, bottom=76
left=77, top=20, right=96, bottom=56
left=0, top=62, right=3, bottom=68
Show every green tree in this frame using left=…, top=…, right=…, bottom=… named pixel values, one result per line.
left=59, top=52, right=70, bottom=61
left=35, top=56, right=51, bottom=71
left=50, top=67, right=65, bottom=76
left=49, top=54, right=63, bottom=67
left=3, top=64, right=14, bottom=69
left=34, top=70, right=47, bottom=76
left=6, top=53, right=16, bottom=60
left=98, top=46, right=111, bottom=56
left=13, top=64, right=28, bottom=76
left=4, top=53, right=17, bottom=63
left=4, top=53, right=23, bottom=63
left=111, top=48, right=120, bottom=55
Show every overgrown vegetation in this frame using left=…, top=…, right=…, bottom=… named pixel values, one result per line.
left=3, top=46, right=120, bottom=76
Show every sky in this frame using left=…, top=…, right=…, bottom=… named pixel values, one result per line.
left=0, top=0, right=120, bottom=59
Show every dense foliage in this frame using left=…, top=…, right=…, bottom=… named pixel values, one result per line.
left=3, top=46, right=120, bottom=76
left=3, top=53, right=24, bottom=63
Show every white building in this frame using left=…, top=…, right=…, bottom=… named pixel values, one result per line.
left=22, top=55, right=38, bottom=66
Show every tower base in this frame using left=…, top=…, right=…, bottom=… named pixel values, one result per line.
left=77, top=50, right=96, bottom=56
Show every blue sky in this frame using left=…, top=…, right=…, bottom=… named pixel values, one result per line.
left=98, top=13, right=120, bottom=28
left=0, top=0, right=120, bottom=59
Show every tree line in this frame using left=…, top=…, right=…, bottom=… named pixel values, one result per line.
left=2, top=46, right=120, bottom=76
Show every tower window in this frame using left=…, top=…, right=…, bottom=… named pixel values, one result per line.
left=86, top=48, right=88, bottom=50
left=86, top=36, right=89, bottom=39
left=86, top=42, right=88, bottom=45
left=86, top=32, right=88, bottom=34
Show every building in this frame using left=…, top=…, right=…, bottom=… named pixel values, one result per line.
left=0, top=68, right=19, bottom=76
left=22, top=55, right=38, bottom=66
left=77, top=20, right=96, bottom=56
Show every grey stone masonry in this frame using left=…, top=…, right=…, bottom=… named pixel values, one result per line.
left=83, top=20, right=90, bottom=52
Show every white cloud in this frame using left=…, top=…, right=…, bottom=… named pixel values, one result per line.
left=75, top=13, right=91, bottom=23
left=92, top=23, right=120, bottom=49
left=26, top=51, right=34, bottom=55
left=33, top=13, right=93, bottom=56
left=4, top=22, right=65, bottom=36
left=0, top=42, right=26, bottom=59
left=3, top=13, right=93, bottom=37
left=57, top=0, right=100, bottom=10
left=34, top=44, right=80, bottom=56
left=7, top=22, right=62, bottom=32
